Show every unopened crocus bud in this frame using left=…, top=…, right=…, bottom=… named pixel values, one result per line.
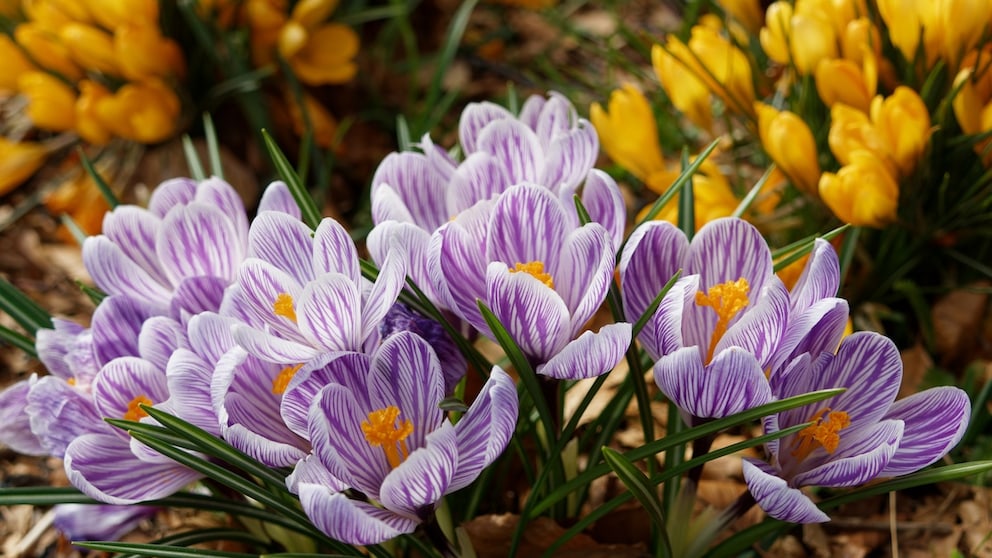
left=0, top=138, right=47, bottom=196
left=755, top=103, right=821, bottom=193
left=827, top=103, right=891, bottom=174
left=871, top=86, right=930, bottom=177
left=76, top=80, right=112, bottom=145
left=819, top=151, right=899, bottom=227
left=114, top=25, right=186, bottom=81
left=687, top=25, right=755, bottom=115
left=841, top=18, right=881, bottom=65
left=0, top=35, right=37, bottom=92
left=15, top=23, right=83, bottom=80
left=815, top=56, right=875, bottom=112
left=590, top=84, right=666, bottom=183
left=81, top=0, right=158, bottom=30
left=761, top=1, right=837, bottom=74
left=652, top=41, right=714, bottom=131
left=291, top=0, right=336, bottom=28
left=717, top=0, right=763, bottom=34
left=96, top=79, right=180, bottom=143
left=60, top=23, right=119, bottom=75
left=19, top=71, right=77, bottom=131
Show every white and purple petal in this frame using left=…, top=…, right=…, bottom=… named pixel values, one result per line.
left=538, top=323, right=631, bottom=380
left=299, top=486, right=418, bottom=545
left=742, top=458, right=830, bottom=523
left=379, top=422, right=458, bottom=517
left=448, top=367, right=518, bottom=492
left=880, top=387, right=970, bottom=477
left=655, top=346, right=772, bottom=420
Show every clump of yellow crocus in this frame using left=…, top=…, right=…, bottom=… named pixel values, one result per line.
left=0, top=138, right=48, bottom=196
left=952, top=49, right=992, bottom=164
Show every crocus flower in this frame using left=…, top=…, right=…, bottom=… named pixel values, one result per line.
left=0, top=137, right=47, bottom=196
left=755, top=103, right=821, bottom=194
left=298, top=331, right=518, bottom=544
left=430, top=183, right=631, bottom=379
left=743, top=332, right=971, bottom=523
left=760, top=1, right=837, bottom=74
left=620, top=218, right=791, bottom=421
left=54, top=504, right=157, bottom=542
left=818, top=151, right=899, bottom=227
left=18, top=71, right=77, bottom=132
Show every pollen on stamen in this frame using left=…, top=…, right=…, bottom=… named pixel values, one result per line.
left=790, top=408, right=851, bottom=462
left=510, top=261, right=555, bottom=290
left=123, top=395, right=154, bottom=422
left=272, top=363, right=304, bottom=395
left=67, top=377, right=77, bottom=386
left=273, top=292, right=297, bottom=323
left=695, top=277, right=750, bottom=363
left=361, top=406, right=414, bottom=469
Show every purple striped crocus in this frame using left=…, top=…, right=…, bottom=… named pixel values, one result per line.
left=743, top=332, right=971, bottom=523
left=430, top=183, right=631, bottom=379
left=296, top=331, right=518, bottom=545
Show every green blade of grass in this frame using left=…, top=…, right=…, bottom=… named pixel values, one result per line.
left=602, top=447, right=673, bottom=558
left=262, top=129, right=321, bottom=230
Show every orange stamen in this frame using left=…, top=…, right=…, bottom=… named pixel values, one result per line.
left=510, top=261, right=555, bottom=289
left=695, top=278, right=750, bottom=363
left=123, top=395, right=153, bottom=421
left=272, top=363, right=304, bottom=395
left=790, top=408, right=851, bottom=462
left=273, top=293, right=297, bottom=322
left=361, top=406, right=414, bottom=469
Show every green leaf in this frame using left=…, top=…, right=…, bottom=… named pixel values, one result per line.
left=732, top=165, right=776, bottom=218
left=602, top=448, right=673, bottom=558
left=677, top=148, right=695, bottom=239
left=631, top=270, right=682, bottom=338
left=417, top=0, right=478, bottom=135
left=203, top=113, right=224, bottom=180
left=78, top=148, right=119, bottom=208
left=0, top=277, right=52, bottom=334
left=0, top=323, right=35, bottom=356
left=182, top=135, right=207, bottom=181
left=115, top=528, right=271, bottom=558
left=262, top=129, right=321, bottom=230
left=75, top=542, right=257, bottom=558
left=0, top=486, right=97, bottom=506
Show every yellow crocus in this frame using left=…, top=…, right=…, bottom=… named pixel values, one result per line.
left=652, top=40, right=714, bottom=131
left=755, top=103, right=821, bottom=194
left=76, top=80, right=112, bottom=145
left=80, top=0, right=158, bottom=30
left=44, top=168, right=112, bottom=237
left=760, top=1, right=837, bottom=74
left=827, top=103, right=894, bottom=174
left=938, top=0, right=992, bottom=64
left=870, top=86, right=931, bottom=177
left=590, top=84, right=666, bottom=183
left=840, top=18, right=882, bottom=65
left=815, top=52, right=876, bottom=112
left=0, top=138, right=47, bottom=196
left=642, top=161, right=741, bottom=231
left=60, top=23, right=119, bottom=75
left=0, top=34, right=37, bottom=92
left=716, top=0, right=763, bottom=34
left=114, top=24, right=186, bottom=81
left=15, top=23, right=83, bottom=80
left=18, top=71, right=77, bottom=131
left=95, top=79, right=180, bottom=143
left=818, top=150, right=899, bottom=227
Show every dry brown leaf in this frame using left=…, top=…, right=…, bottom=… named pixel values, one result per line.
left=462, top=513, right=648, bottom=558
left=932, top=282, right=990, bottom=363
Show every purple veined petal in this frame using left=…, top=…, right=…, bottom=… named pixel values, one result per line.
left=379, top=422, right=458, bottom=517
left=287, top=453, right=347, bottom=495
left=773, top=351, right=835, bottom=432
left=879, top=387, right=971, bottom=477
left=686, top=217, right=774, bottom=293
left=83, top=237, right=172, bottom=311
left=370, top=152, right=448, bottom=231
left=655, top=346, right=773, bottom=420
left=361, top=246, right=407, bottom=344
left=578, top=169, right=625, bottom=248
left=637, top=275, right=698, bottom=360
left=540, top=121, right=599, bottom=195
left=165, top=349, right=220, bottom=436
left=156, top=203, right=242, bottom=287
left=186, top=312, right=237, bottom=366
left=714, top=279, right=790, bottom=369
left=379, top=303, right=467, bottom=393
left=793, top=419, right=903, bottom=487
left=193, top=177, right=250, bottom=247
left=309, top=384, right=391, bottom=497
left=556, top=224, right=614, bottom=335
left=313, top=218, right=360, bottom=282
left=419, top=133, right=457, bottom=182
left=486, top=262, right=570, bottom=363
left=476, top=119, right=544, bottom=186
left=25, top=376, right=104, bottom=457
left=222, top=409, right=308, bottom=467
left=171, top=276, right=228, bottom=320
left=35, top=319, right=86, bottom=381
left=446, top=152, right=512, bottom=215
left=459, top=101, right=514, bottom=155
left=299, top=485, right=418, bottom=545
left=368, top=221, right=437, bottom=303
left=53, top=503, right=157, bottom=541
left=282, top=351, right=371, bottom=439
left=790, top=239, right=840, bottom=314
left=248, top=211, right=316, bottom=282
left=138, top=316, right=188, bottom=372
left=91, top=295, right=159, bottom=367
left=448, top=367, right=518, bottom=492
left=237, top=258, right=305, bottom=339
left=619, top=221, right=690, bottom=332
left=258, top=180, right=301, bottom=218
left=538, top=322, right=631, bottom=380
left=231, top=324, right=321, bottom=364
left=487, top=184, right=568, bottom=271
left=0, top=379, right=47, bottom=455
left=771, top=298, right=849, bottom=372
left=368, top=332, right=446, bottom=446
left=430, top=206, right=493, bottom=331
left=147, top=177, right=197, bottom=217
left=64, top=432, right=201, bottom=505
left=742, top=458, right=830, bottom=523
left=533, top=93, right=577, bottom=147
left=92, top=356, right=169, bottom=423
left=518, top=94, right=547, bottom=131
left=101, top=206, right=168, bottom=285
left=298, top=273, right=363, bottom=352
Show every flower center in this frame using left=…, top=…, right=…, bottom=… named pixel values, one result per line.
left=123, top=395, right=153, bottom=421
left=510, top=261, right=555, bottom=289
left=361, top=406, right=414, bottom=469
left=790, top=408, right=851, bottom=462
left=272, top=363, right=304, bottom=395
left=273, top=293, right=297, bottom=322
left=695, top=278, right=750, bottom=363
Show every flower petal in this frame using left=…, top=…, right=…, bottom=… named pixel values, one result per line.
left=287, top=453, right=346, bottom=494
left=25, top=376, right=104, bottom=457
left=794, top=419, right=903, bottom=487
left=92, top=356, right=169, bottom=422
left=165, top=349, right=220, bottom=436
left=880, top=387, right=971, bottom=477
left=370, top=152, right=447, bottom=231
left=446, top=152, right=511, bottom=215
left=156, top=202, right=241, bottom=286
left=379, top=421, right=458, bottom=517
left=619, top=221, right=689, bottom=340
left=171, top=276, right=228, bottom=318
left=248, top=211, right=316, bottom=282
left=476, top=119, right=543, bottom=185
left=789, top=239, right=840, bottom=314
left=53, top=503, right=157, bottom=541
left=577, top=169, right=625, bottom=247
left=91, top=295, right=158, bottom=367
left=772, top=298, right=849, bottom=372
left=430, top=203, right=493, bottom=330
left=298, top=273, right=363, bottom=352
left=486, top=262, right=570, bottom=362
left=714, top=279, right=790, bottom=368
left=147, top=177, right=196, bottom=217
left=538, top=322, right=632, bottom=380
left=313, top=217, right=360, bottom=282
left=83, top=237, right=171, bottom=311
left=487, top=184, right=567, bottom=269
left=368, top=332, right=445, bottom=448
left=655, top=346, right=773, bottom=419
left=258, top=180, right=301, bottom=218
left=360, top=245, right=407, bottom=344
left=448, top=367, right=518, bottom=492
left=686, top=217, right=774, bottom=290
left=299, top=485, right=417, bottom=545
left=458, top=101, right=513, bottom=155
left=742, top=458, right=829, bottom=523
left=556, top=224, right=615, bottom=335
left=540, top=121, right=598, bottom=194
left=0, top=379, right=47, bottom=455
left=138, top=316, right=188, bottom=371
left=101, top=206, right=167, bottom=285
left=231, top=324, right=320, bottom=364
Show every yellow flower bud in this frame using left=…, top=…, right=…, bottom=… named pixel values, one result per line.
left=81, top=0, right=158, bottom=30
left=818, top=151, right=899, bottom=227
left=687, top=25, right=755, bottom=116
left=114, top=25, right=186, bottom=81
left=938, top=0, right=992, bottom=64
left=0, top=138, right=47, bottom=196
left=15, top=23, right=83, bottom=80
left=76, top=80, right=112, bottom=145
left=0, top=34, right=38, bottom=92
left=652, top=41, right=713, bottom=131
left=286, top=23, right=358, bottom=85
left=827, top=103, right=894, bottom=174
left=44, top=168, right=111, bottom=237
left=19, top=71, right=77, bottom=131
left=870, top=86, right=930, bottom=177
left=96, top=79, right=181, bottom=143
left=761, top=1, right=837, bottom=74
left=716, top=0, right=763, bottom=34
left=755, top=103, right=821, bottom=194
left=840, top=18, right=881, bottom=65
left=590, top=84, right=666, bottom=183
left=815, top=57, right=875, bottom=112
left=60, top=23, right=119, bottom=75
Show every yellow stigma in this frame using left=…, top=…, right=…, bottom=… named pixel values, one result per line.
left=361, top=406, right=414, bottom=469
left=272, top=363, right=304, bottom=395
left=123, top=395, right=153, bottom=421
left=510, top=261, right=555, bottom=289
left=790, top=408, right=851, bottom=462
left=695, top=278, right=750, bottom=363
left=67, top=377, right=77, bottom=386
left=273, top=293, right=297, bottom=323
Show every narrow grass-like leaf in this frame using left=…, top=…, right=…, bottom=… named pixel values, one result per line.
left=632, top=138, right=719, bottom=231
left=203, top=113, right=224, bottom=180
left=572, top=194, right=592, bottom=225
left=0, top=486, right=96, bottom=506
left=602, top=448, right=673, bottom=558
left=528, top=388, right=844, bottom=517
left=182, top=135, right=206, bottom=181
left=0, top=324, right=35, bottom=356
left=75, top=542, right=257, bottom=558
left=106, top=417, right=204, bottom=452
left=772, top=225, right=851, bottom=273
left=78, top=148, right=119, bottom=208
left=60, top=214, right=88, bottom=245
left=396, top=115, right=412, bottom=152
left=0, top=277, right=52, bottom=333
left=76, top=280, right=107, bottom=305
left=116, top=529, right=271, bottom=558
left=732, top=165, right=776, bottom=218
left=418, top=0, right=478, bottom=135
left=677, top=148, right=695, bottom=239
left=262, top=129, right=321, bottom=230
left=263, top=555, right=357, bottom=558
